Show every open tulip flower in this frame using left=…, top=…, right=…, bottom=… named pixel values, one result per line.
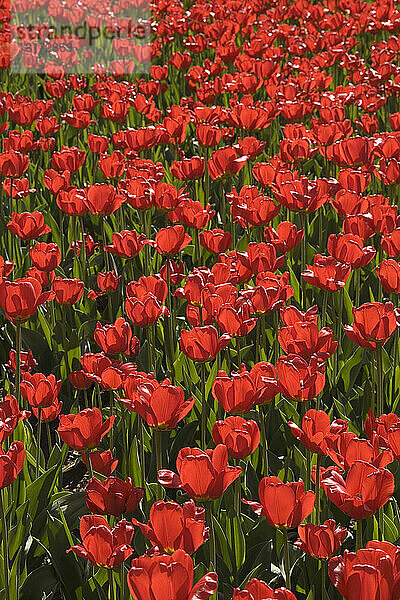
left=67, top=514, right=134, bottom=568
left=295, top=520, right=347, bottom=559
left=0, top=441, right=25, bottom=488
left=329, top=541, right=400, bottom=600
left=58, top=407, right=115, bottom=452
left=233, top=579, right=297, bottom=600
left=243, top=477, right=315, bottom=529
left=321, top=461, right=394, bottom=520
left=132, top=500, right=207, bottom=554
left=85, top=476, right=144, bottom=516
left=158, top=445, right=241, bottom=501
left=127, top=550, right=218, bottom=600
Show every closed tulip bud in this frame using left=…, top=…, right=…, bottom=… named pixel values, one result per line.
left=199, top=229, right=232, bottom=254
left=82, top=450, right=118, bottom=476
left=376, top=259, right=400, bottom=294
left=295, top=520, right=347, bottom=559
left=85, top=476, right=144, bottom=516
left=67, top=515, right=134, bottom=568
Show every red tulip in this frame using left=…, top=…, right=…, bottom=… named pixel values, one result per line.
left=277, top=354, right=325, bottom=402
left=0, top=395, right=29, bottom=443
left=288, top=409, right=348, bottom=455
left=376, top=259, right=400, bottom=294
left=329, top=542, right=400, bottom=600
left=211, top=366, right=257, bottom=414
left=85, top=184, right=125, bottom=216
left=20, top=373, right=62, bottom=409
left=58, top=407, right=115, bottom=452
left=344, top=302, right=400, bottom=349
left=0, top=441, right=25, bottom=488
left=212, top=416, right=260, bottom=459
left=132, top=500, right=207, bottom=554
left=158, top=445, right=241, bottom=501
left=243, top=477, right=315, bottom=528
left=302, top=255, right=351, bottom=292
left=278, top=321, right=337, bottom=360
left=52, top=277, right=84, bottom=305
left=199, top=229, right=232, bottom=254
left=8, top=212, right=51, bottom=240
left=120, top=378, right=195, bottom=429
left=180, top=325, right=231, bottom=362
left=104, top=230, right=148, bottom=259
left=295, top=520, right=347, bottom=559
left=152, top=225, right=192, bottom=256
left=321, top=460, right=394, bottom=520
left=67, top=514, right=134, bottom=568
left=94, top=317, right=133, bottom=355
left=234, top=578, right=297, bottom=600
left=82, top=450, right=118, bottom=476
left=127, top=550, right=217, bottom=600
left=0, top=277, right=55, bottom=323
left=85, top=476, right=144, bottom=516
left=30, top=242, right=61, bottom=271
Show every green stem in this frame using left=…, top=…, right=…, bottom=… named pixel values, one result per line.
left=108, top=568, right=116, bottom=600
left=315, top=453, right=321, bottom=525
left=155, top=429, right=163, bottom=500
left=101, top=217, right=110, bottom=271
left=376, top=342, right=383, bottom=416
left=0, top=488, right=10, bottom=600
left=259, top=404, right=269, bottom=475
left=321, top=289, right=328, bottom=328
left=300, top=211, right=306, bottom=308
left=80, top=216, right=86, bottom=286
left=283, top=527, right=291, bottom=589
left=85, top=451, right=93, bottom=478
left=205, top=501, right=216, bottom=570
left=356, top=520, right=363, bottom=550
left=201, top=361, right=207, bottom=449
left=15, top=322, right=21, bottom=407
left=36, top=407, right=42, bottom=479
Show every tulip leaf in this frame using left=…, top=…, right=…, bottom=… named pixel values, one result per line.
left=20, top=565, right=59, bottom=600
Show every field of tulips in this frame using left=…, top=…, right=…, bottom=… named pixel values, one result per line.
left=4, top=0, right=400, bottom=598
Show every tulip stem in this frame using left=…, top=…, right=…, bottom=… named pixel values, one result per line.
left=36, top=407, right=42, bottom=479
left=300, top=211, right=306, bottom=308
left=108, top=569, right=116, bottom=600
left=315, top=453, right=321, bottom=525
left=120, top=564, right=126, bottom=600
left=79, top=216, right=86, bottom=286
left=101, top=217, right=110, bottom=271
left=259, top=404, right=269, bottom=475
left=139, top=418, right=146, bottom=488
left=283, top=527, right=291, bottom=589
left=376, top=342, right=383, bottom=416
left=85, top=451, right=93, bottom=479
left=155, top=429, right=163, bottom=500
left=0, top=488, right=10, bottom=600
left=356, top=520, right=362, bottom=550
left=206, top=501, right=216, bottom=571
left=255, top=318, right=260, bottom=364
left=15, top=321, right=21, bottom=407
left=201, top=362, right=207, bottom=449
left=321, top=289, right=328, bottom=329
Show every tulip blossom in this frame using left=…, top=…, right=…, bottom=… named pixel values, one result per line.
left=67, top=515, right=134, bottom=568
left=94, top=317, right=133, bottom=355
left=158, top=445, right=241, bottom=501
left=132, top=500, right=207, bottom=554
left=344, top=302, right=400, bottom=349
left=85, top=477, right=144, bottom=516
left=212, top=417, right=260, bottom=459
left=211, top=366, right=257, bottom=415
left=20, top=373, right=62, bottom=409
left=127, top=550, right=218, bottom=600
left=7, top=211, right=51, bottom=240
left=104, top=230, right=148, bottom=259
left=151, top=225, right=192, bottom=255
left=326, top=431, right=393, bottom=471
left=329, top=542, right=400, bottom=600
left=233, top=578, right=297, bottom=600
left=288, top=409, right=348, bottom=455
left=0, top=277, right=55, bottom=323
left=321, top=460, right=394, bottom=520
left=376, top=259, right=400, bottom=294
left=82, top=450, right=118, bottom=476
left=277, top=354, right=325, bottom=402
left=0, top=441, right=25, bottom=488
left=278, top=321, right=337, bottom=360
left=58, top=407, right=115, bottom=452
left=295, top=520, right=347, bottom=559
left=243, top=477, right=315, bottom=528
left=120, top=379, right=195, bottom=429
left=180, top=325, right=231, bottom=362
left=302, top=255, right=351, bottom=292
left=52, top=277, right=84, bottom=305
